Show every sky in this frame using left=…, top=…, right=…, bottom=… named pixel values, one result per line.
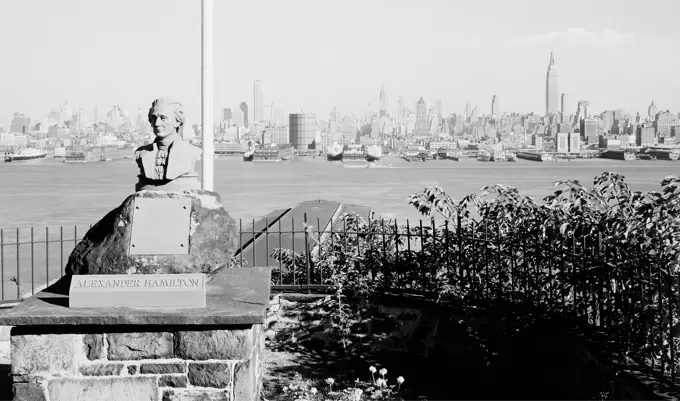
left=1, top=0, right=679, bottom=124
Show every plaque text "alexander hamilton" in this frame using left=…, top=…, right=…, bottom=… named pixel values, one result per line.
left=73, top=278, right=201, bottom=289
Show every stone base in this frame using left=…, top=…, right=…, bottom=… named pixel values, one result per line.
left=10, top=324, right=264, bottom=401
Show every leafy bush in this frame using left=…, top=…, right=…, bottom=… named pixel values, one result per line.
left=271, top=172, right=680, bottom=377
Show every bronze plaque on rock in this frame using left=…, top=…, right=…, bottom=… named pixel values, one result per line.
left=129, top=198, right=191, bottom=255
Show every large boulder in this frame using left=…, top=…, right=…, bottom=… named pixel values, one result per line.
left=66, top=189, right=239, bottom=276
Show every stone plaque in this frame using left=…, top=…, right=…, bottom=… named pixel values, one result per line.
left=129, top=197, right=191, bottom=255
left=69, top=274, right=206, bottom=309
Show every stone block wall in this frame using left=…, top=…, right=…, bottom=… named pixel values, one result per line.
left=10, top=324, right=264, bottom=401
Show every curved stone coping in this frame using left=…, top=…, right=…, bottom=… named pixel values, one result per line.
left=0, top=267, right=271, bottom=327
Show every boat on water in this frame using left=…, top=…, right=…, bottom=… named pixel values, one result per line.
left=477, top=149, right=491, bottom=162
left=365, top=145, right=382, bottom=162
left=516, top=151, right=554, bottom=162
left=4, top=147, right=47, bottom=162
left=252, top=144, right=294, bottom=162
left=401, top=150, right=427, bottom=162
left=326, top=143, right=344, bottom=161
left=243, top=151, right=254, bottom=162
left=342, top=145, right=367, bottom=165
left=601, top=149, right=636, bottom=161
left=100, top=155, right=112, bottom=162
left=646, top=149, right=680, bottom=161
left=64, top=150, right=87, bottom=163
left=505, top=152, right=517, bottom=162
left=490, top=150, right=506, bottom=162
left=445, top=151, right=460, bottom=161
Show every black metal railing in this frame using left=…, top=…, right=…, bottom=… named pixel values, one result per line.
left=0, top=226, right=89, bottom=305
left=0, top=217, right=678, bottom=383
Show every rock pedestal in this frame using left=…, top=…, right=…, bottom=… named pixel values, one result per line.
left=0, top=267, right=271, bottom=401
left=65, top=189, right=239, bottom=276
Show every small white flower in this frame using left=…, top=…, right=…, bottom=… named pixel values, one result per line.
left=397, top=376, right=405, bottom=384
left=379, top=368, right=387, bottom=376
left=326, top=378, right=335, bottom=385
left=283, top=386, right=289, bottom=392
left=369, top=366, right=377, bottom=373
left=310, top=387, right=318, bottom=394
left=376, top=378, right=387, bottom=387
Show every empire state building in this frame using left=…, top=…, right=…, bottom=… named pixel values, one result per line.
left=545, top=51, right=558, bottom=116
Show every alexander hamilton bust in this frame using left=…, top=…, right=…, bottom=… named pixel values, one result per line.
left=134, top=98, right=202, bottom=191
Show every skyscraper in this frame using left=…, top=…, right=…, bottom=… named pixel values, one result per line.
left=253, top=80, right=264, bottom=122
left=648, top=100, right=658, bottom=119
left=491, top=95, right=500, bottom=118
left=415, top=97, right=429, bottom=136
left=223, top=108, right=232, bottom=122
left=545, top=50, right=558, bottom=116
left=240, top=102, right=249, bottom=128
left=561, top=93, right=568, bottom=116
left=379, top=85, right=388, bottom=116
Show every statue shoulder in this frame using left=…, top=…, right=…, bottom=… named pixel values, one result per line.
left=176, top=139, right=202, bottom=157
left=134, top=143, right=154, bottom=158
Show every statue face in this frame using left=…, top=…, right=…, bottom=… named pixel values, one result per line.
left=150, top=104, right=179, bottom=138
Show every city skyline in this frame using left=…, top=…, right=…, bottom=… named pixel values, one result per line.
left=1, top=0, right=679, bottom=123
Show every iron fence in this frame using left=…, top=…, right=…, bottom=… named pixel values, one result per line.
left=0, top=217, right=678, bottom=383
left=0, top=226, right=89, bottom=305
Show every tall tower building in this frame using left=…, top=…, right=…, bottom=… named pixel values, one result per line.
left=561, top=93, right=568, bottom=116
left=396, top=97, right=404, bottom=121
left=465, top=100, right=472, bottom=121
left=648, top=100, right=658, bottom=119
left=253, top=80, right=264, bottom=122
left=379, top=85, right=388, bottom=116
left=415, top=97, right=428, bottom=136
left=491, top=95, right=500, bottom=118
left=545, top=50, right=558, bottom=116
left=239, top=102, right=249, bottom=128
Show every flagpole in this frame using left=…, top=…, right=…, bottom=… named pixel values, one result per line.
left=201, top=0, right=214, bottom=191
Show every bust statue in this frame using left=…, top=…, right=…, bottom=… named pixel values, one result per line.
left=134, top=98, right=202, bottom=191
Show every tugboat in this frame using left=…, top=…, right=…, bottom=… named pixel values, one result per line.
left=63, top=150, right=87, bottom=163
left=4, top=147, right=47, bottom=162
left=326, top=143, right=344, bottom=161
left=365, top=144, right=382, bottom=162
left=252, top=144, right=294, bottom=162
left=505, top=152, right=517, bottom=162
left=490, top=150, right=506, bottom=162
left=342, top=144, right=367, bottom=166
left=476, top=149, right=491, bottom=162
left=242, top=141, right=256, bottom=162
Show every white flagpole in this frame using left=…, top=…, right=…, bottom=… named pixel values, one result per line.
left=201, top=0, right=214, bottom=191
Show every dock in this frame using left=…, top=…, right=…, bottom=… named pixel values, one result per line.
left=236, top=200, right=371, bottom=272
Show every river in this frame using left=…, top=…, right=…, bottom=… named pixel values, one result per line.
left=0, top=155, right=676, bottom=300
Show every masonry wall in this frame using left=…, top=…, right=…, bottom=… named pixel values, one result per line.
left=10, top=324, right=265, bottom=401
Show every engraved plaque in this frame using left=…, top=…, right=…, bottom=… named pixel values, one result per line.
left=69, top=274, right=206, bottom=309
left=129, top=198, right=191, bottom=255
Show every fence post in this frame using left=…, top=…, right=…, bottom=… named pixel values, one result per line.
left=60, top=226, right=64, bottom=277
left=265, top=218, right=269, bottom=268
left=16, top=228, right=20, bottom=299
left=278, top=219, right=283, bottom=285
left=252, top=219, right=256, bottom=267
left=31, top=227, right=34, bottom=296
left=239, top=219, right=243, bottom=267
left=304, top=213, right=311, bottom=294
left=291, top=217, right=296, bottom=286
left=45, top=227, right=49, bottom=294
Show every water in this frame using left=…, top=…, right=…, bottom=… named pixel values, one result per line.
left=1, top=155, right=676, bottom=229
left=0, top=155, right=676, bottom=300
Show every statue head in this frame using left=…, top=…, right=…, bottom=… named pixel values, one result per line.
left=148, top=98, right=185, bottom=139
